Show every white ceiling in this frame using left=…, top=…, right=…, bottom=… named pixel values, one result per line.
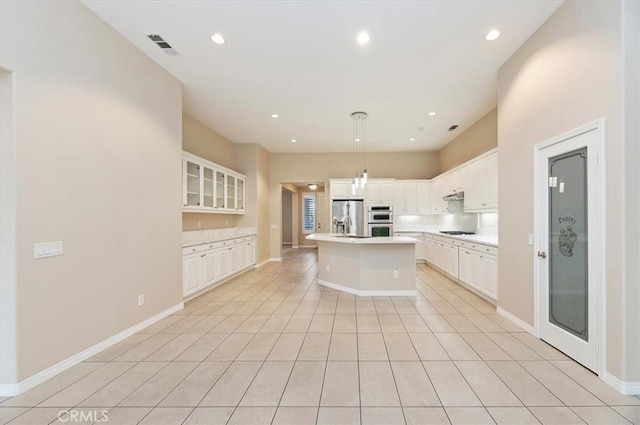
left=83, top=0, right=561, bottom=153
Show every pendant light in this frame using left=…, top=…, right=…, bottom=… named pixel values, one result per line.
left=351, top=111, right=368, bottom=191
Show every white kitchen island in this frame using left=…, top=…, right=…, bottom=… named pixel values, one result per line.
left=306, top=233, right=419, bottom=296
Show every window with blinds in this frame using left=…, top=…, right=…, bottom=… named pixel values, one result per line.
left=302, top=193, right=316, bottom=234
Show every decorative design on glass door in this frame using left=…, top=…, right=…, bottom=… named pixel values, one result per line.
left=557, top=215, right=578, bottom=258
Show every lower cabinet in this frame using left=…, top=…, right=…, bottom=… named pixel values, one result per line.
left=182, top=236, right=257, bottom=298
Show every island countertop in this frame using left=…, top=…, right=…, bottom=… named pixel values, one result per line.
left=306, top=233, right=419, bottom=244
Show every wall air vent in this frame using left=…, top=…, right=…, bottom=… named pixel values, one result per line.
left=146, top=34, right=178, bottom=56
left=448, top=125, right=459, bottom=132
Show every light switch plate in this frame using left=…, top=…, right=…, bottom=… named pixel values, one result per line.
left=528, top=234, right=534, bottom=246
left=34, top=241, right=63, bottom=259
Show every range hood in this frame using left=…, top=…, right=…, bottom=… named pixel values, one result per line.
left=442, top=191, right=464, bottom=201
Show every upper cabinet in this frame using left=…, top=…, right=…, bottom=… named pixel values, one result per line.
left=182, top=151, right=246, bottom=214
left=366, top=179, right=395, bottom=205
left=464, top=151, right=498, bottom=212
left=330, top=179, right=364, bottom=200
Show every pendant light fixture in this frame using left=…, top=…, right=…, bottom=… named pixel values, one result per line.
left=351, top=111, right=368, bottom=194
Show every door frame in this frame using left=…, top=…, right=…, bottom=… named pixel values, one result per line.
left=533, top=118, right=606, bottom=377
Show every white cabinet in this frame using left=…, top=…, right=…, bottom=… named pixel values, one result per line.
left=366, top=179, right=394, bottom=205
left=182, top=236, right=257, bottom=298
left=429, top=178, right=448, bottom=213
left=416, top=181, right=430, bottom=213
left=480, top=254, right=498, bottom=298
left=330, top=179, right=364, bottom=199
left=464, top=152, right=498, bottom=212
left=458, top=249, right=482, bottom=291
left=393, top=180, right=420, bottom=213
left=183, top=151, right=246, bottom=214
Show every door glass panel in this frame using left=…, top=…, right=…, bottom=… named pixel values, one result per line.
left=186, top=161, right=200, bottom=206
left=227, top=176, right=236, bottom=209
left=370, top=226, right=391, bottom=237
left=215, top=171, right=225, bottom=208
left=237, top=179, right=244, bottom=210
left=203, top=167, right=214, bottom=208
left=548, top=147, right=588, bottom=341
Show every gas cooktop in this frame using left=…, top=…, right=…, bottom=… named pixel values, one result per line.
left=439, top=231, right=476, bottom=235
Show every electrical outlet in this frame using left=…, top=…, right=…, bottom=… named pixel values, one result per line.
left=528, top=234, right=534, bottom=246
left=326, top=265, right=330, bottom=272
left=138, top=295, right=145, bottom=306
left=392, top=270, right=399, bottom=279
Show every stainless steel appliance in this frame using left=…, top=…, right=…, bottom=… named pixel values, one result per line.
left=367, top=205, right=393, bottom=237
left=332, top=199, right=366, bottom=237
left=439, top=230, right=475, bottom=235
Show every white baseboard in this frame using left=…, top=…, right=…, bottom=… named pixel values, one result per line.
left=496, top=306, right=536, bottom=335
left=0, top=302, right=183, bottom=397
left=256, top=257, right=281, bottom=268
left=317, top=279, right=416, bottom=297
left=292, top=245, right=299, bottom=249
left=603, top=372, right=640, bottom=395
left=298, top=245, right=318, bottom=249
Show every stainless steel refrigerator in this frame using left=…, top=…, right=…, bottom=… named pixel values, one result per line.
left=332, top=199, right=366, bottom=237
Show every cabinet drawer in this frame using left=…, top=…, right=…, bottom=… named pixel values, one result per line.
left=182, top=245, right=205, bottom=255
left=463, top=243, right=498, bottom=256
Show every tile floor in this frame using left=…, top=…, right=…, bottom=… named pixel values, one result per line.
left=1, top=248, right=638, bottom=425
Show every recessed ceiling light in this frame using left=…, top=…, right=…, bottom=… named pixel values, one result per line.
left=428, top=111, right=437, bottom=116
left=211, top=33, right=225, bottom=44
left=409, top=138, right=416, bottom=141
left=357, top=31, right=370, bottom=45
left=354, top=138, right=360, bottom=142
left=290, top=139, right=297, bottom=143
left=485, top=29, right=500, bottom=41
left=271, top=114, right=279, bottom=118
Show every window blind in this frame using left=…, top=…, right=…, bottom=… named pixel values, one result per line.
left=302, top=193, right=315, bottom=233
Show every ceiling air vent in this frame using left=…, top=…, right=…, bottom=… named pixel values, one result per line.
left=448, top=125, right=459, bottom=132
left=146, top=34, right=178, bottom=56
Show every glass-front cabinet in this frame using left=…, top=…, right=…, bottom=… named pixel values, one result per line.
left=182, top=151, right=245, bottom=214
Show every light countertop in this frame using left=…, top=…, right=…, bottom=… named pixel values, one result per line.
left=307, top=233, right=419, bottom=244
left=394, top=228, right=498, bottom=247
left=183, top=227, right=257, bottom=247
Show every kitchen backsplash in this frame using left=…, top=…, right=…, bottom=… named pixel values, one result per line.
left=395, top=212, right=498, bottom=237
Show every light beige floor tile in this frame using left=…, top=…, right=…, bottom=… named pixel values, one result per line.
left=570, top=406, right=632, bottom=425
left=549, top=361, right=640, bottom=406
left=88, top=334, right=151, bottom=361
left=443, top=314, right=481, bottom=333
left=445, top=407, right=496, bottom=425
left=463, top=314, right=507, bottom=333
left=160, top=362, right=230, bottom=407
left=211, top=315, right=249, bottom=333
left=1, top=362, right=103, bottom=407
left=191, top=302, right=226, bottom=315
left=383, top=333, right=419, bottom=360
left=422, top=361, right=481, bottom=407
left=403, top=407, right=451, bottom=425
left=214, top=301, right=245, bottom=315
left=356, top=301, right=377, bottom=315
left=328, top=333, right=358, bottom=360
left=255, top=301, right=283, bottom=315
left=413, top=301, right=440, bottom=315
left=358, top=334, right=389, bottom=360
left=435, top=333, right=480, bottom=360
left=298, top=333, right=331, bottom=360
left=430, top=300, right=459, bottom=315
left=205, top=333, right=253, bottom=361
left=333, top=315, right=357, bottom=333
left=391, top=362, right=440, bottom=406
left=455, top=361, right=521, bottom=407
left=5, top=408, right=70, bottom=425
left=137, top=407, right=192, bottom=425
left=115, top=333, right=177, bottom=361
left=460, top=333, right=511, bottom=360
left=183, top=301, right=210, bottom=314
left=283, top=315, right=312, bottom=333
left=185, top=315, right=227, bottom=333
left=317, top=407, right=360, bottom=425
left=234, top=301, right=261, bottom=316
left=393, top=300, right=419, bottom=315
left=199, top=362, right=262, bottom=406
left=296, top=301, right=319, bottom=315
left=409, top=333, right=450, bottom=360
left=272, top=407, right=318, bottom=425
left=0, top=407, right=29, bottom=425
left=321, top=362, right=359, bottom=407
left=79, top=362, right=167, bottom=407
left=259, top=315, right=292, bottom=333
left=162, top=315, right=208, bottom=333
left=487, top=407, right=541, bottom=424
left=99, top=407, right=151, bottom=425
left=519, top=361, right=602, bottom=406
left=486, top=361, right=562, bottom=406
left=422, top=315, right=456, bottom=332
left=511, top=333, right=568, bottom=360
left=379, top=315, right=406, bottom=333
left=612, top=406, right=640, bottom=424
left=484, top=314, right=525, bottom=332
left=40, top=362, right=134, bottom=407
left=316, top=301, right=337, bottom=314
left=400, top=315, right=431, bottom=332
left=374, top=300, right=398, bottom=314
left=175, top=333, right=229, bottom=361
left=118, top=362, right=197, bottom=407
left=336, top=302, right=356, bottom=315
left=361, top=407, right=406, bottom=425
left=359, top=362, right=401, bottom=407
left=309, top=315, right=335, bottom=333
left=235, top=315, right=270, bottom=333
left=357, top=315, right=382, bottom=333
left=139, top=315, right=183, bottom=334
left=280, top=362, right=325, bottom=406
left=236, top=334, right=279, bottom=361
left=182, top=407, right=235, bottom=425
left=240, top=362, right=294, bottom=406
left=485, top=333, right=541, bottom=360
left=267, top=334, right=305, bottom=360
left=143, top=333, right=202, bottom=361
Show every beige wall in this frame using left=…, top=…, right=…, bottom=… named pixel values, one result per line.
left=256, top=145, right=271, bottom=263
left=438, top=108, right=497, bottom=173
left=182, top=112, right=240, bottom=231
left=281, top=190, right=293, bottom=244
left=269, top=152, right=438, bottom=257
left=1, top=0, right=183, bottom=382
left=497, top=0, right=635, bottom=381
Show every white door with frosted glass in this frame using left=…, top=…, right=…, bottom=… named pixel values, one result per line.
left=316, top=193, right=327, bottom=233
left=535, top=123, right=603, bottom=373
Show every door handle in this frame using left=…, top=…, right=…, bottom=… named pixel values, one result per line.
left=537, top=251, right=547, bottom=259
